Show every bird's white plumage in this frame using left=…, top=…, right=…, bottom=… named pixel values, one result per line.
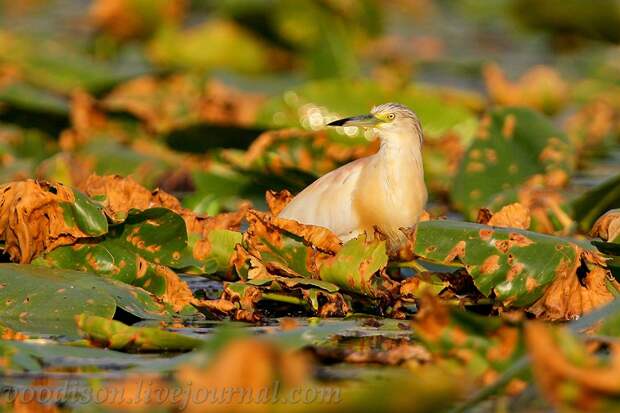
left=278, top=103, right=427, bottom=247
left=279, top=157, right=366, bottom=240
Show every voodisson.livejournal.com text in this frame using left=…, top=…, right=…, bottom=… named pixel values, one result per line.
left=1, top=380, right=343, bottom=407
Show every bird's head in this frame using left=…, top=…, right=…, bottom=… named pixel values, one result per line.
left=327, top=102, right=423, bottom=145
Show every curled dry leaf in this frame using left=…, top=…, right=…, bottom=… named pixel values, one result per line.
left=0, top=180, right=105, bottom=263
left=482, top=203, right=531, bottom=230
left=591, top=209, right=620, bottom=242
left=81, top=174, right=181, bottom=221
left=247, top=209, right=342, bottom=255
left=200, top=80, right=266, bottom=127
left=527, top=251, right=619, bottom=320
left=483, top=63, right=569, bottom=114
left=515, top=185, right=572, bottom=234
left=155, top=264, right=194, bottom=312
left=220, top=282, right=263, bottom=322
left=526, top=322, right=620, bottom=411
left=265, top=189, right=293, bottom=215
left=487, top=184, right=572, bottom=235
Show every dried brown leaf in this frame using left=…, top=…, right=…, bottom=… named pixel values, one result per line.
left=515, top=184, right=573, bottom=234
left=486, top=203, right=531, bottom=230
left=527, top=251, right=618, bottom=320
left=565, top=100, right=617, bottom=158
left=591, top=209, right=620, bottom=242
left=0, top=180, right=90, bottom=263
left=265, top=189, right=293, bottom=215
left=154, top=264, right=194, bottom=312
left=246, top=209, right=342, bottom=255
left=59, top=91, right=146, bottom=152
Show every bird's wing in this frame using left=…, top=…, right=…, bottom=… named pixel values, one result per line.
left=278, top=157, right=368, bottom=238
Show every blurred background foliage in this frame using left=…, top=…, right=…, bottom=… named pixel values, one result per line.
left=0, top=0, right=618, bottom=218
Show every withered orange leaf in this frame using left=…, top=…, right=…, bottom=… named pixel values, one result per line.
left=0, top=180, right=100, bottom=263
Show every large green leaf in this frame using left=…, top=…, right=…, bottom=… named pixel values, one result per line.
left=0, top=264, right=170, bottom=337
left=37, top=208, right=200, bottom=296
left=413, top=220, right=606, bottom=307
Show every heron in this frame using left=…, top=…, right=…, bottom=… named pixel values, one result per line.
left=278, top=102, right=427, bottom=249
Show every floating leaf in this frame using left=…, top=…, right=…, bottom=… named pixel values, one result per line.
left=37, top=208, right=199, bottom=311
left=0, top=80, right=69, bottom=116
left=0, top=264, right=170, bottom=337
left=0, top=338, right=147, bottom=373
left=414, top=220, right=619, bottom=319
left=76, top=315, right=203, bottom=352
left=258, top=79, right=477, bottom=140
left=592, top=209, right=620, bottom=243
left=81, top=174, right=245, bottom=272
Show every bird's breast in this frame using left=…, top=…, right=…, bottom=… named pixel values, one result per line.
left=352, top=151, right=426, bottom=236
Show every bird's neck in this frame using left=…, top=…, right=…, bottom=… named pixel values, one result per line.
left=376, top=129, right=424, bottom=176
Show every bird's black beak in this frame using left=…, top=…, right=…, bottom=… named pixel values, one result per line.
left=327, top=114, right=379, bottom=127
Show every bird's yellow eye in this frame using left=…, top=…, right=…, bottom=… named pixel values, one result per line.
left=387, top=113, right=395, bottom=120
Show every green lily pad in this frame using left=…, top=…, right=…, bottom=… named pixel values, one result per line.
left=37, top=208, right=200, bottom=296
left=0, top=264, right=170, bottom=337
left=414, top=220, right=601, bottom=307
